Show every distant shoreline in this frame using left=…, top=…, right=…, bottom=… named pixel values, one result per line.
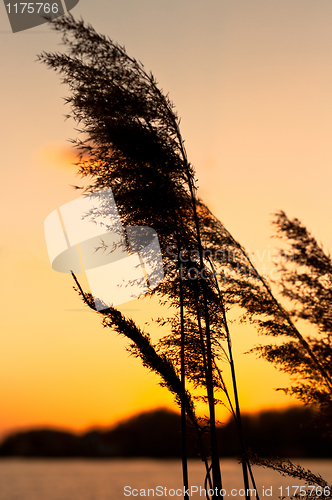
left=1, top=406, right=331, bottom=459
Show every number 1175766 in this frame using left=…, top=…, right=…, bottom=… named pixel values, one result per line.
left=279, top=486, right=331, bottom=497
left=6, top=3, right=59, bottom=14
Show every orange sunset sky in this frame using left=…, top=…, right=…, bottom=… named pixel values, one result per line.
left=1, top=0, right=332, bottom=439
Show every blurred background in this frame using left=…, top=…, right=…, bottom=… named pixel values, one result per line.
left=1, top=0, right=332, bottom=441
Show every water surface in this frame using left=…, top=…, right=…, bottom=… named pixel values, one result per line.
left=0, top=458, right=331, bottom=499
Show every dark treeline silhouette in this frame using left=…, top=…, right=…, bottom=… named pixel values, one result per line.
left=0, top=406, right=330, bottom=459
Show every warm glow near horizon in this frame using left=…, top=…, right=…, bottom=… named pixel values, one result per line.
left=1, top=0, right=331, bottom=440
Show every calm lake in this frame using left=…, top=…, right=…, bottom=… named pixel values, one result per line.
left=0, top=459, right=331, bottom=500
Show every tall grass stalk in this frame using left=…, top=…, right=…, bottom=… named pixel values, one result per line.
left=39, top=17, right=259, bottom=497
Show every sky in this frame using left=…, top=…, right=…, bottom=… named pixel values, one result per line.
left=1, top=0, right=332, bottom=438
